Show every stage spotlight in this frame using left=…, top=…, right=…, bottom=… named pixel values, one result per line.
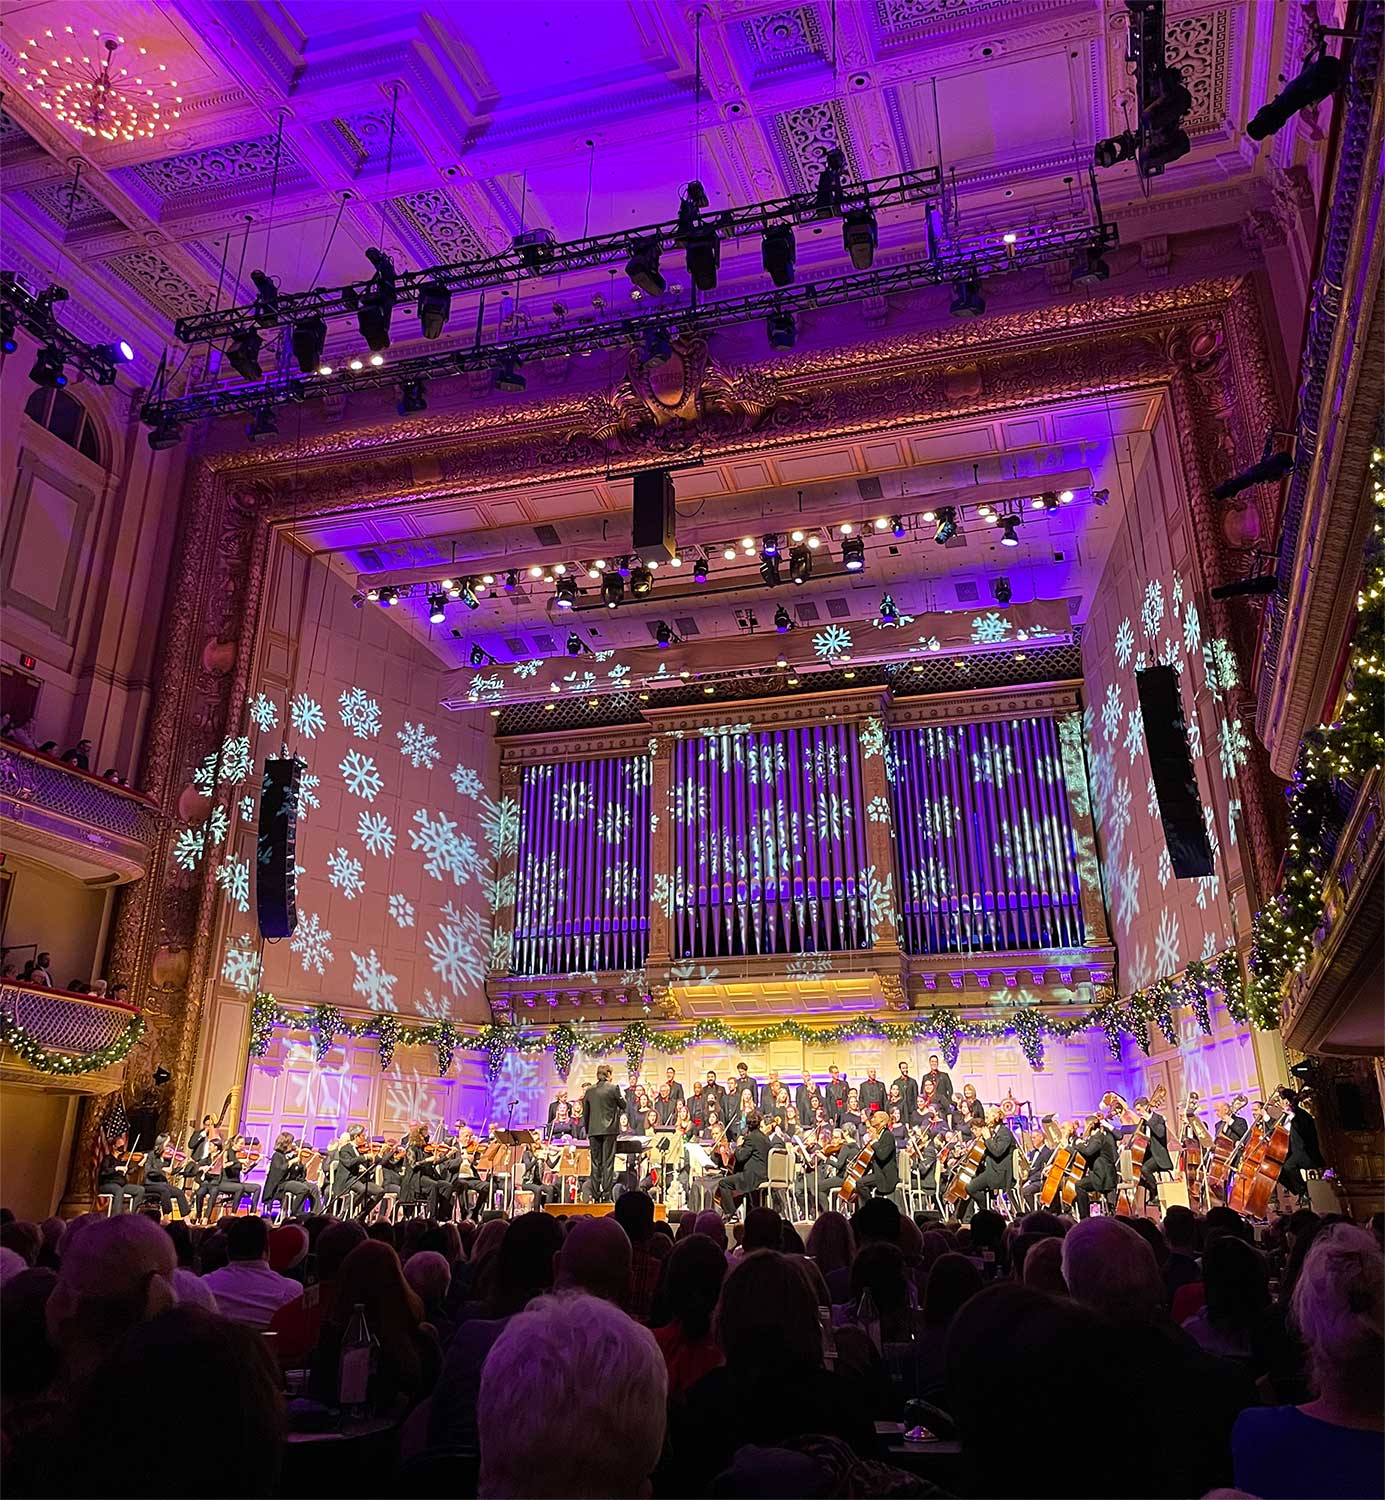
left=998, top=515, right=1021, bottom=547
left=418, top=278, right=452, bottom=339
left=890, top=514, right=906, bottom=538
left=397, top=379, right=428, bottom=415
left=1212, top=450, right=1294, bottom=499
left=878, top=592, right=899, bottom=625
left=602, top=572, right=625, bottom=609
left=469, top=643, right=489, bottom=667
left=774, top=605, right=792, bottom=632
left=630, top=565, right=653, bottom=596
left=789, top=545, right=812, bottom=585
left=1248, top=52, right=1343, bottom=140
left=495, top=355, right=526, bottom=392
left=843, top=208, right=878, bottom=270
left=502, top=570, right=518, bottom=591
left=842, top=536, right=865, bottom=571
left=227, top=327, right=263, bottom=379
left=428, top=593, right=447, bottom=623
left=292, top=315, right=327, bottom=374
left=29, top=345, right=66, bottom=388
left=566, top=632, right=584, bottom=656
left=1040, top=491, right=1059, bottom=513
left=683, top=226, right=720, bottom=291
left=933, top=507, right=958, bottom=544
left=759, top=553, right=782, bottom=587
left=1072, top=246, right=1111, bottom=286
left=693, top=558, right=709, bottom=584
left=654, top=620, right=676, bottom=648
left=949, top=277, right=985, bottom=318
left=0, top=306, right=17, bottom=353
left=763, top=533, right=779, bottom=556
left=1142, top=127, right=1190, bottom=172
left=994, top=577, right=1013, bottom=605
left=767, top=310, right=797, bottom=349
left=249, top=269, right=279, bottom=320
left=1059, top=489, right=1074, bottom=504
left=1094, top=130, right=1138, bottom=168
left=357, top=247, right=396, bottom=351
left=378, top=586, right=398, bottom=607
left=457, top=580, right=480, bottom=610
left=146, top=417, right=183, bottom=451
left=762, top=225, right=796, bottom=287
left=626, top=237, right=666, bottom=298
left=814, top=147, right=848, bottom=213
left=101, top=339, right=135, bottom=364
left=554, top=576, right=578, bottom=609
left=246, top=404, right=278, bottom=442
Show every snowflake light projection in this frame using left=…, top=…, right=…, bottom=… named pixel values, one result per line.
left=290, top=911, right=333, bottom=974
left=351, top=948, right=399, bottom=1012
left=1154, top=908, right=1181, bottom=976
left=297, top=770, right=321, bottom=818
left=397, top=721, right=439, bottom=770
left=1114, top=618, right=1135, bottom=669
left=451, top=765, right=484, bottom=800
left=1218, top=715, right=1250, bottom=782
left=1141, top=579, right=1165, bottom=637
left=290, top=693, right=326, bottom=740
left=214, top=854, right=250, bottom=913
left=867, top=795, right=891, bottom=824
left=787, top=952, right=834, bottom=979
left=191, top=751, right=219, bottom=797
left=1123, top=708, right=1145, bottom=765
left=1204, top=638, right=1239, bottom=699
left=425, top=901, right=486, bottom=993
left=1126, top=941, right=1153, bottom=991
left=1107, top=778, right=1133, bottom=850
left=1146, top=774, right=1159, bottom=816
left=969, top=611, right=1013, bottom=645
left=859, top=716, right=886, bottom=759
left=207, top=803, right=230, bottom=846
left=1188, top=717, right=1203, bottom=761
left=357, top=809, right=395, bottom=857
left=1197, top=808, right=1222, bottom=910
left=1116, top=856, right=1141, bottom=931
left=1171, top=571, right=1185, bottom=613
left=552, top=780, right=596, bottom=824
left=512, top=659, right=543, bottom=679
left=338, top=687, right=382, bottom=739
left=479, top=796, right=520, bottom=856
left=339, top=750, right=383, bottom=801
left=221, top=933, right=260, bottom=993
left=597, top=802, right=632, bottom=844
left=1182, top=602, right=1202, bottom=655
left=326, top=847, right=365, bottom=899
left=388, top=893, right=415, bottom=929
left=811, top=624, right=853, bottom=660
left=248, top=693, right=279, bottom=732
left=238, top=795, right=256, bottom=821
left=172, top=824, right=205, bottom=871
left=972, top=739, right=1016, bottom=785
left=1101, top=684, right=1123, bottom=742
left=218, top=735, right=252, bottom=785
left=1157, top=846, right=1173, bottom=888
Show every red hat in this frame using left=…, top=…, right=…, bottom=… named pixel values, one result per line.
left=267, top=1224, right=308, bottom=1273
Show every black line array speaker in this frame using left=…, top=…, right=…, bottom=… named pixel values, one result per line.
left=256, top=756, right=301, bottom=940
left=1136, top=664, right=1214, bottom=878
left=632, top=467, right=675, bottom=563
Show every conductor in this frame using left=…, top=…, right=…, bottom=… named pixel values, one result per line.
left=582, top=1063, right=626, bottom=1202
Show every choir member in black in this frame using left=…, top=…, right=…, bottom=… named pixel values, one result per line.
left=1273, top=1086, right=1324, bottom=1199
left=733, top=1061, right=757, bottom=1101
left=957, top=1082, right=985, bottom=1125
left=888, top=1105, right=909, bottom=1149
left=1073, top=1115, right=1118, bottom=1219
left=700, top=1071, right=726, bottom=1121
left=1212, top=1097, right=1248, bottom=1146
left=194, top=1134, right=260, bottom=1218
left=757, top=1070, right=783, bottom=1115
left=887, top=1082, right=904, bottom=1124
left=97, top=1135, right=145, bottom=1215
left=924, top=1054, right=954, bottom=1107
left=860, top=1112, right=900, bottom=1202
left=714, top=1110, right=770, bottom=1215
left=582, top=1063, right=626, bottom=1202
left=795, top=1080, right=824, bottom=1127
left=329, top=1125, right=382, bottom=1218
left=895, top=1061, right=919, bottom=1124
left=663, top=1066, right=685, bottom=1110
left=653, top=1084, right=677, bottom=1126
left=546, top=1101, right=577, bottom=1139
left=730, top=1088, right=757, bottom=1137
left=840, top=1088, right=863, bottom=1134
left=1132, top=1095, right=1173, bottom=1202
left=264, top=1132, right=317, bottom=1217
left=139, top=1133, right=193, bottom=1218
left=858, top=1068, right=887, bottom=1115
left=961, top=1108, right=1017, bottom=1220
left=546, top=1088, right=571, bottom=1125
left=824, top=1065, right=850, bottom=1124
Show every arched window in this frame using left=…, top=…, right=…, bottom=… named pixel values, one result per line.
left=23, top=386, right=104, bottom=466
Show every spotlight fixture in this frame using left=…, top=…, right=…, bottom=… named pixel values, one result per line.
left=28, top=345, right=66, bottom=388
left=774, top=605, right=792, bottom=632
left=682, top=226, right=720, bottom=291
left=789, top=545, right=812, bottom=585
left=890, top=514, right=906, bottom=538
left=625, top=237, right=666, bottom=298
left=1059, top=489, right=1074, bottom=504
left=693, top=558, right=709, bottom=584
left=762, top=533, right=779, bottom=556
left=418, top=278, right=452, bottom=339
left=1072, top=246, right=1111, bottom=286
left=643, top=327, right=673, bottom=364
left=494, top=354, right=526, bottom=392
left=949, top=277, right=985, bottom=318
left=873, top=516, right=889, bottom=532
left=878, top=592, right=899, bottom=625
left=1094, top=130, right=1138, bottom=169
left=843, top=208, right=878, bottom=270
left=397, top=379, right=428, bottom=415
left=554, top=576, right=578, bottom=609
left=457, top=580, right=480, bottom=610
left=762, top=224, right=796, bottom=287
left=629, top=565, right=653, bottom=597
left=1212, top=449, right=1294, bottom=500
left=602, top=572, right=625, bottom=609
left=1248, top=52, right=1343, bottom=140
left=428, top=593, right=447, bottom=624
left=759, top=553, right=782, bottom=587
left=842, top=536, right=866, bottom=571
left=378, top=586, right=398, bottom=607
left=246, top=404, right=278, bottom=442
left=654, top=620, right=677, bottom=648
left=356, top=247, right=396, bottom=351
left=249, top=269, right=279, bottom=320
left=103, top=339, right=135, bottom=364
left=566, top=632, right=584, bottom=656
left=993, top=577, right=1013, bottom=605
left=503, top=570, right=518, bottom=591
left=0, top=306, right=17, bottom=353
left=934, top=507, right=958, bottom=544
left=766, top=309, right=796, bottom=349
left=468, top=643, right=492, bottom=667
left=146, top=416, right=183, bottom=451
left=998, top=516, right=1021, bottom=547
left=290, top=314, right=327, bottom=374
left=806, top=535, right=821, bottom=550
left=723, top=545, right=738, bottom=561
left=1040, top=491, right=1059, bottom=512
left=813, top=147, right=848, bottom=213
left=227, top=327, right=263, bottom=380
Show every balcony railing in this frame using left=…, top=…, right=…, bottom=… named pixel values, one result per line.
left=0, top=980, right=143, bottom=1071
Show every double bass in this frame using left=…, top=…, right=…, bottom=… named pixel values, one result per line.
left=1179, top=1092, right=1209, bottom=1204
left=1203, top=1094, right=1250, bottom=1201
left=1040, top=1119, right=1086, bottom=1210
left=1228, top=1106, right=1292, bottom=1218
left=943, top=1126, right=988, bottom=1207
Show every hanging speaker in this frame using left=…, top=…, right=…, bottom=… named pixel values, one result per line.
left=631, top=467, right=675, bottom=563
left=1136, top=664, right=1214, bottom=878
left=256, top=756, right=301, bottom=940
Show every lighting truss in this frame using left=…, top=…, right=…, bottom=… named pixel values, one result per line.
left=172, top=167, right=946, bottom=347
left=142, top=214, right=1117, bottom=429
left=0, top=271, right=121, bottom=385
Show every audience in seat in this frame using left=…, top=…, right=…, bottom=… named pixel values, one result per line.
left=649, top=1231, right=726, bottom=1399
left=200, top=1214, right=303, bottom=1329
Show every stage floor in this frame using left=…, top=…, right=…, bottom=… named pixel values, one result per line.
left=543, top=1201, right=669, bottom=1221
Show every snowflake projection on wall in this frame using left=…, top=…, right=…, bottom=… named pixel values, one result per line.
left=207, top=803, right=230, bottom=847
left=221, top=933, right=260, bottom=992
left=1160, top=635, right=1181, bottom=669
left=1088, top=743, right=1115, bottom=822
left=1141, top=579, right=1165, bottom=638
left=918, top=795, right=960, bottom=839
left=1116, top=855, right=1141, bottom=931
left=467, top=673, right=505, bottom=704
left=1171, top=571, right=1185, bottom=614
left=338, top=686, right=382, bottom=739
left=297, top=770, right=321, bottom=818
left=860, top=864, right=896, bottom=939
left=747, top=740, right=787, bottom=785
left=191, top=751, right=220, bottom=797
left=1187, top=717, right=1203, bottom=761
left=218, top=735, right=252, bottom=785
left=1203, top=638, right=1239, bottom=699
left=811, top=624, right=853, bottom=660
left=479, top=795, right=520, bottom=857
left=597, top=801, right=632, bottom=845
left=552, top=780, right=596, bottom=823
left=351, top=948, right=399, bottom=1012
left=1101, top=683, right=1124, bottom=742
left=248, top=693, right=279, bottom=733
left=607, top=663, right=631, bottom=683
left=397, top=721, right=439, bottom=770
left=415, top=987, right=451, bottom=1021
left=326, top=847, right=365, bottom=899
left=425, top=900, right=486, bottom=994
left=787, top=951, right=834, bottom=980
left=339, top=749, right=383, bottom=802
left=1218, top=715, right=1250, bottom=782
left=357, top=809, right=395, bottom=857
left=451, top=765, right=484, bottom=800
left=290, top=911, right=333, bottom=974
left=650, top=873, right=676, bottom=918
left=238, top=795, right=256, bottom=822
left=562, top=669, right=597, bottom=695
left=1123, top=707, right=1145, bottom=765
left=670, top=781, right=708, bottom=825
left=969, top=611, right=1013, bottom=645
left=489, top=1046, right=544, bottom=1119
left=172, top=824, right=205, bottom=871
left=1157, top=846, right=1173, bottom=888
left=411, top=809, right=481, bottom=884
left=866, top=794, right=892, bottom=824
left=388, top=893, right=415, bottom=929
left=512, top=658, right=543, bottom=679
left=1108, top=777, right=1133, bottom=851
left=972, top=739, right=1016, bottom=785
left=1154, top=908, right=1181, bottom=976
left=1182, top=602, right=1202, bottom=656
left=1197, top=807, right=1222, bottom=910
left=859, top=716, right=886, bottom=759
left=1145, top=774, right=1159, bottom=816
left=1227, top=796, right=1242, bottom=847
left=1114, top=618, right=1135, bottom=669
left=214, top=854, right=251, bottom=913
left=1125, top=941, right=1153, bottom=991
left=290, top=693, right=326, bottom=740
left=385, top=1067, right=442, bottom=1125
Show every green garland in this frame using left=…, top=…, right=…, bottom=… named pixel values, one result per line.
left=250, top=994, right=472, bottom=1078
left=1, top=1012, right=146, bottom=1076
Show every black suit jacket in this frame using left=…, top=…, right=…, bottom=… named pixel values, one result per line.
left=982, top=1124, right=1017, bottom=1187
left=1285, top=1109, right=1323, bottom=1170
left=857, top=1080, right=887, bottom=1113
left=924, top=1069, right=954, bottom=1105
left=1143, top=1112, right=1174, bottom=1172
left=665, top=1080, right=685, bottom=1108
left=733, top=1128, right=771, bottom=1188
left=1078, top=1128, right=1118, bottom=1190
left=330, top=1140, right=367, bottom=1196
left=758, top=1082, right=781, bottom=1115
left=895, top=1075, right=919, bottom=1120
left=871, top=1129, right=900, bottom=1192
left=1216, top=1115, right=1249, bottom=1144
left=262, top=1149, right=290, bottom=1201
left=701, top=1083, right=726, bottom=1118
left=794, top=1083, right=819, bottom=1125
left=583, top=1081, right=626, bottom=1138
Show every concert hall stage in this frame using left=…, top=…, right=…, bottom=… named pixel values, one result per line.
left=543, top=1201, right=669, bottom=1222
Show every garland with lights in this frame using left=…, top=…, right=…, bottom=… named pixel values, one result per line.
left=1249, top=444, right=1384, bottom=1027
left=250, top=994, right=465, bottom=1078
left=0, top=1011, right=146, bottom=1076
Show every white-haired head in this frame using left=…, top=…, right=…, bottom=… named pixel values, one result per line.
left=1061, top=1217, right=1162, bottom=1322
left=1292, top=1223, right=1383, bottom=1400
left=478, top=1292, right=666, bottom=1497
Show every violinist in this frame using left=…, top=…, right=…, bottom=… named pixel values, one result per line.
left=1212, top=1097, right=1249, bottom=1144
left=97, top=1133, right=145, bottom=1216
left=910, top=1114, right=946, bottom=1200
left=194, top=1133, right=260, bottom=1218
left=141, top=1133, right=192, bottom=1218
left=1019, top=1124, right=1058, bottom=1213
left=816, top=1124, right=858, bottom=1206
left=265, top=1132, right=317, bottom=1217
left=443, top=1126, right=484, bottom=1219
left=404, top=1126, right=444, bottom=1216
left=960, top=1107, right=1017, bottom=1221
left=1272, top=1087, right=1324, bottom=1201
left=1073, top=1115, right=1118, bottom=1219
left=330, top=1124, right=382, bottom=1218
left=713, top=1109, right=770, bottom=1216
left=178, top=1114, right=219, bottom=1190
left=1132, top=1095, right=1173, bottom=1201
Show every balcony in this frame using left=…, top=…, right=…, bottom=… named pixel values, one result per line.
left=0, top=980, right=144, bottom=1093
left=0, top=744, right=160, bottom=884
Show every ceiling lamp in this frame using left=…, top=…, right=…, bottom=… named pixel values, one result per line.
left=949, top=277, right=985, bottom=318
left=354, top=248, right=396, bottom=351
left=1059, top=489, right=1074, bottom=504
left=767, top=310, right=796, bottom=349
left=377, top=586, right=398, bottom=607
left=227, top=327, right=263, bottom=380
left=762, top=533, right=779, bottom=556
left=762, top=225, right=796, bottom=287
left=245, top=404, right=278, bottom=442
left=17, top=32, right=183, bottom=143
left=873, top=516, right=889, bottom=531
left=1094, top=131, right=1138, bottom=168
left=774, top=605, right=792, bottom=632
left=0, top=307, right=17, bottom=354
left=629, top=565, right=653, bottom=597
left=1040, top=491, right=1060, bottom=513
left=890, top=515, right=906, bottom=537
left=693, top=558, right=709, bottom=584
left=842, top=536, right=865, bottom=571
left=789, top=545, right=812, bottom=585
left=602, top=572, right=624, bottom=609
left=994, top=577, right=1013, bottom=605
left=759, top=553, right=782, bottom=587
left=418, top=279, right=451, bottom=339
left=1248, top=52, right=1344, bottom=140
left=28, top=345, right=66, bottom=389
left=683, top=226, right=720, bottom=291
left=427, top=593, right=447, bottom=623
left=457, top=580, right=480, bottom=610
left=503, top=570, right=518, bottom=591
left=566, top=632, right=583, bottom=656
left=554, top=576, right=578, bottom=609
left=625, top=237, right=666, bottom=298
left=843, top=208, right=878, bottom=270
left=998, top=516, right=1021, bottom=547
left=933, top=506, right=958, bottom=544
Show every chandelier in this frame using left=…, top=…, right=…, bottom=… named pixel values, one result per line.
left=16, top=28, right=182, bottom=143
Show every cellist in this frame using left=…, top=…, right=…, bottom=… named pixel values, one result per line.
left=1132, top=1095, right=1174, bottom=1203
left=1272, top=1087, right=1324, bottom=1202
left=960, top=1106, right=1017, bottom=1221
left=1212, top=1097, right=1249, bottom=1145
left=858, top=1110, right=900, bottom=1202
left=1073, top=1114, right=1118, bottom=1219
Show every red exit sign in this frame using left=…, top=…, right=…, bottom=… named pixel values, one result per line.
left=18, top=655, right=35, bottom=671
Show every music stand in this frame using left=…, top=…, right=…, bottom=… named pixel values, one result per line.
left=556, top=1144, right=590, bottom=1205
left=497, top=1129, right=536, bottom=1217
left=650, top=1128, right=679, bottom=1205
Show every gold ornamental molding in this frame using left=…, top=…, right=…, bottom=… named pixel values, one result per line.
left=643, top=684, right=891, bottom=737
left=889, top=682, right=1084, bottom=728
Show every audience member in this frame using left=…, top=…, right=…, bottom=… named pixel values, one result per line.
left=404, top=1250, right=453, bottom=1341
left=60, top=739, right=92, bottom=770
left=555, top=1215, right=632, bottom=1304
left=200, top=1214, right=303, bottom=1329
left=1022, top=1234, right=1068, bottom=1296
left=805, top=1209, right=853, bottom=1280
left=650, top=1231, right=726, bottom=1400
left=1181, top=1234, right=1271, bottom=1364
left=612, top=1189, right=661, bottom=1320
left=1161, top=1203, right=1200, bottom=1297
left=267, top=1217, right=364, bottom=1361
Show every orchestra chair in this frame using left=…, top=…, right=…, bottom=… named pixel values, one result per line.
left=765, top=1147, right=795, bottom=1219
left=1156, top=1176, right=1190, bottom=1213
left=1305, top=1175, right=1343, bottom=1215
left=96, top=1192, right=116, bottom=1217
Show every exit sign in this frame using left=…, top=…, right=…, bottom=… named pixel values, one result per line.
left=18, top=655, right=35, bottom=671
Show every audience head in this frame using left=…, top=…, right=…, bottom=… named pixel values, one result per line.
left=316, top=1220, right=367, bottom=1282
left=222, top=1214, right=270, bottom=1262
left=612, top=1189, right=655, bottom=1247
left=851, top=1193, right=901, bottom=1248
left=659, top=1232, right=727, bottom=1341
left=1022, top=1235, right=1068, bottom=1295
left=921, top=1251, right=983, bottom=1330
left=267, top=1224, right=308, bottom=1273
left=1201, top=1234, right=1270, bottom=1333
left=1122, top=1214, right=1168, bottom=1268
left=805, top=1210, right=854, bottom=1275
left=404, top=1249, right=451, bottom=1308
left=742, top=1206, right=782, bottom=1253
left=849, top=1242, right=912, bottom=1336
left=1, top=1267, right=58, bottom=1402
left=1204, top=1204, right=1252, bottom=1245
left=717, top=1250, right=822, bottom=1374
left=968, top=1209, right=1005, bottom=1257
left=0, top=1219, right=41, bottom=1266
left=1291, top=1223, right=1383, bottom=1406
left=692, top=1209, right=728, bottom=1248
left=1162, top=1203, right=1197, bottom=1251
left=1061, top=1218, right=1162, bottom=1323
left=479, top=1292, right=666, bottom=1498
left=494, top=1210, right=562, bottom=1315
left=0, top=1246, right=28, bottom=1287
left=555, top=1216, right=632, bottom=1304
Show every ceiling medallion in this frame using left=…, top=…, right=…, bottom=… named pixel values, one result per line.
left=16, top=28, right=182, bottom=144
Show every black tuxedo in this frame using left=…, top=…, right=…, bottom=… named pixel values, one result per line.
left=1075, top=1127, right=1118, bottom=1217
left=1019, top=1142, right=1055, bottom=1211
left=795, top=1084, right=823, bottom=1127
left=732, top=1072, right=757, bottom=1102
left=715, top=1127, right=771, bottom=1212
left=1280, top=1108, right=1324, bottom=1195
left=582, top=1081, right=626, bottom=1201
left=700, top=1083, right=727, bottom=1119
left=857, top=1079, right=887, bottom=1114
left=654, top=1095, right=677, bottom=1126
left=824, top=1077, right=850, bottom=1124
left=864, top=1128, right=899, bottom=1197
left=758, top=1082, right=782, bottom=1115
left=1215, top=1115, right=1249, bottom=1145
left=664, top=1079, right=685, bottom=1109
left=1137, top=1112, right=1174, bottom=1194
left=895, top=1074, right=920, bottom=1123
left=963, top=1124, right=1017, bottom=1217
left=923, top=1069, right=954, bottom=1106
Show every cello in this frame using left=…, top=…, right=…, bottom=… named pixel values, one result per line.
left=838, top=1119, right=887, bottom=1205
left=943, top=1126, right=987, bottom=1207
left=1203, top=1094, right=1250, bottom=1201
left=1228, top=1106, right=1291, bottom=1218
left=1179, top=1092, right=1209, bottom=1205
left=1039, top=1119, right=1086, bottom=1211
